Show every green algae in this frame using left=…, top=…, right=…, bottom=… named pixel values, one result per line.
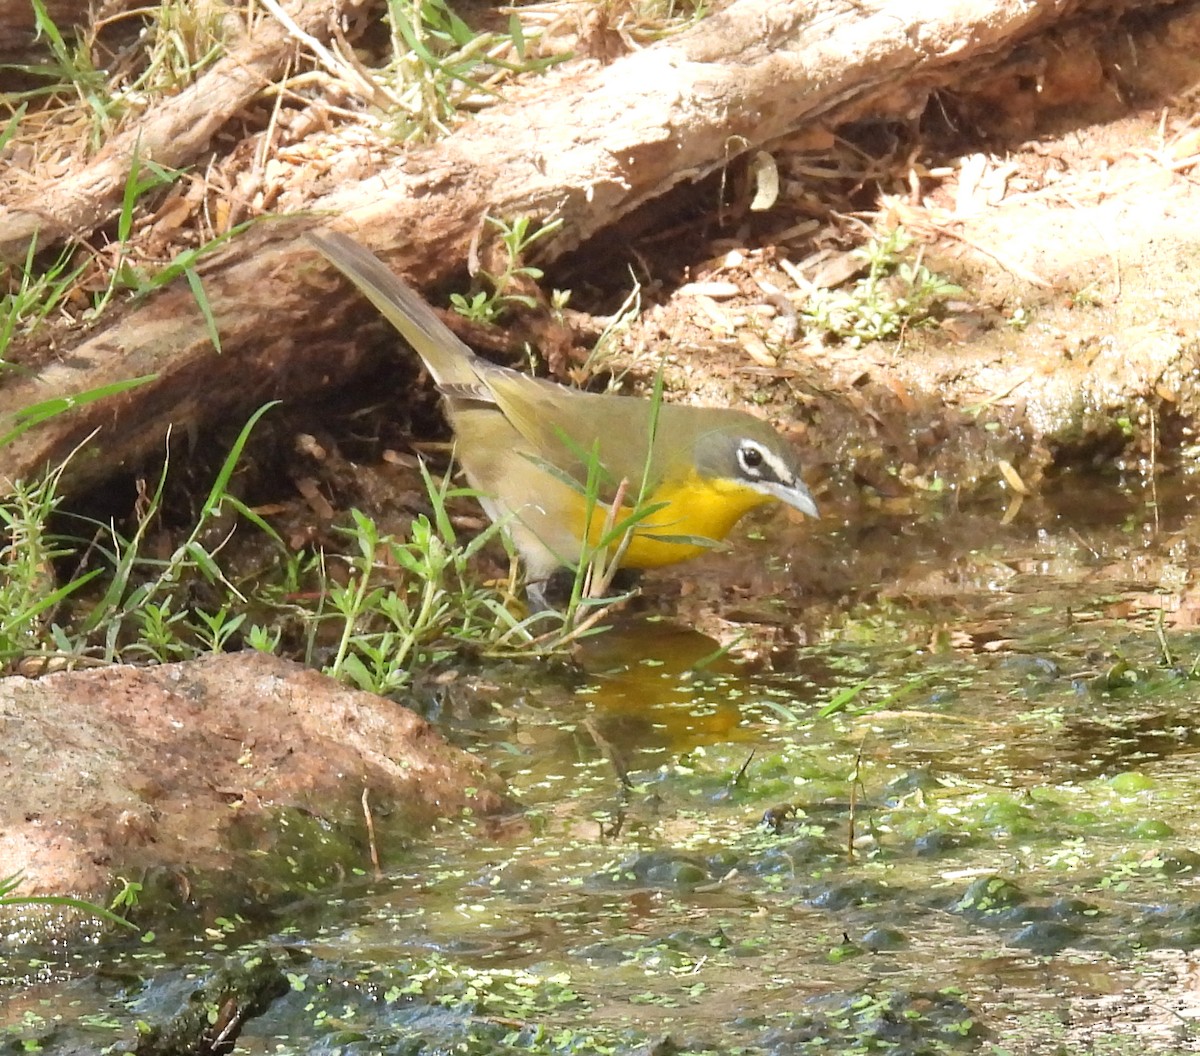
left=11, top=480, right=1200, bottom=1053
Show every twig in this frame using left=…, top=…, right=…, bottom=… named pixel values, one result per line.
left=847, top=737, right=865, bottom=861
left=362, top=786, right=382, bottom=880
left=258, top=0, right=398, bottom=108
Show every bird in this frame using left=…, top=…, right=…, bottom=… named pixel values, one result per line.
left=307, top=230, right=818, bottom=602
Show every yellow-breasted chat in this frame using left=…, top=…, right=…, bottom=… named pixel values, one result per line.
left=307, top=231, right=818, bottom=595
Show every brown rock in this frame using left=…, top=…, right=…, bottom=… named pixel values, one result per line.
left=0, top=652, right=505, bottom=901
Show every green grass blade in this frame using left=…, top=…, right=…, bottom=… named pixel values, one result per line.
left=1, top=892, right=139, bottom=930
left=202, top=401, right=279, bottom=517
left=1, top=376, right=158, bottom=448
left=29, top=0, right=73, bottom=69
left=817, top=676, right=874, bottom=718
left=184, top=267, right=222, bottom=353
left=223, top=495, right=285, bottom=546
left=0, top=569, right=101, bottom=637
left=0, top=872, right=138, bottom=930
left=417, top=457, right=458, bottom=546
left=630, top=529, right=723, bottom=549
left=0, top=103, right=26, bottom=153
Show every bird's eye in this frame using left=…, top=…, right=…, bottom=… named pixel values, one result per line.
left=739, top=443, right=765, bottom=472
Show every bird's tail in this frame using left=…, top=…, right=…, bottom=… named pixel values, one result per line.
left=306, top=230, right=479, bottom=388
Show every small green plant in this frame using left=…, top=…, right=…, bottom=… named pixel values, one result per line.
left=17, top=0, right=227, bottom=152
left=0, top=871, right=137, bottom=931
left=108, top=876, right=143, bottom=915
left=802, top=227, right=963, bottom=346
left=0, top=238, right=88, bottom=364
left=382, top=0, right=568, bottom=141
left=318, top=461, right=528, bottom=694
left=245, top=621, right=283, bottom=654
left=75, top=404, right=273, bottom=665
left=28, top=0, right=119, bottom=149
left=88, top=149, right=187, bottom=317
left=127, top=0, right=227, bottom=98
left=0, top=460, right=102, bottom=669
left=191, top=605, right=248, bottom=652
left=449, top=215, right=565, bottom=325
left=126, top=598, right=193, bottom=663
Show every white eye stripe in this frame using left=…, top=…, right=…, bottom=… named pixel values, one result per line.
left=737, top=439, right=793, bottom=484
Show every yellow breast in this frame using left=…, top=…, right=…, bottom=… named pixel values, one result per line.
left=578, top=469, right=777, bottom=569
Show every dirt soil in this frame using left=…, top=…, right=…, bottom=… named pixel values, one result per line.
left=606, top=20, right=1200, bottom=513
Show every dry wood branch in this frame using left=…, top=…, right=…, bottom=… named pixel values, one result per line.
left=316, top=0, right=1089, bottom=266
left=0, top=0, right=335, bottom=263
left=0, top=0, right=1147, bottom=490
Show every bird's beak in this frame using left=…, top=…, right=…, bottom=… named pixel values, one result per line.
left=755, top=479, right=819, bottom=519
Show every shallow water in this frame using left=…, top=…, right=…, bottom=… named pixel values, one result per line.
left=6, top=472, right=1200, bottom=1054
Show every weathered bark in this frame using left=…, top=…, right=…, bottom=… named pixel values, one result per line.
left=0, top=0, right=336, bottom=262
left=0, top=0, right=1152, bottom=489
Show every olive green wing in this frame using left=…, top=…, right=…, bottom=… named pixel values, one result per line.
left=481, top=370, right=667, bottom=500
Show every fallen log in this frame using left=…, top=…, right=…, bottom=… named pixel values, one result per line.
left=0, top=0, right=350, bottom=263
left=0, top=0, right=1141, bottom=489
